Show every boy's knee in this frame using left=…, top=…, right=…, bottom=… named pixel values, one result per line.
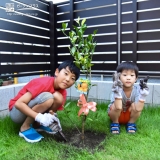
left=44, top=98, right=54, bottom=106
left=111, top=104, right=122, bottom=111
left=53, top=91, right=63, bottom=106
left=131, top=103, right=143, bottom=112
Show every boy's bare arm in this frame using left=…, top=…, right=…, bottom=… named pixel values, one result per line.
left=114, top=98, right=122, bottom=110
left=15, top=92, right=38, bottom=119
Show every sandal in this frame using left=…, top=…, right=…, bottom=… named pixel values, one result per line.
left=110, top=123, right=120, bottom=134
left=126, top=123, right=137, bottom=134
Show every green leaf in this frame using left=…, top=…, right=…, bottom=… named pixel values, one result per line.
left=72, top=36, right=77, bottom=43
left=81, top=19, right=86, bottom=26
left=64, top=102, right=71, bottom=108
left=76, top=17, right=80, bottom=24
left=78, top=42, right=82, bottom=48
left=93, top=29, right=98, bottom=35
left=87, top=118, right=93, bottom=121
left=88, top=34, right=92, bottom=41
left=71, top=47, right=76, bottom=54
left=75, top=52, right=79, bottom=59
left=75, top=61, right=81, bottom=69
left=62, top=23, right=68, bottom=30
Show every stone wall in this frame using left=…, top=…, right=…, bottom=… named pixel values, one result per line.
left=0, top=81, right=159, bottom=117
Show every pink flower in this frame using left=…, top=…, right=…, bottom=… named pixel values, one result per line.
left=77, top=94, right=97, bottom=116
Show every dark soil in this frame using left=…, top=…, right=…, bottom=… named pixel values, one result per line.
left=53, top=130, right=106, bottom=151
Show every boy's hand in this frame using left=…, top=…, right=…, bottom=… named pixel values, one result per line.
left=112, top=72, right=123, bottom=99
left=139, top=75, right=149, bottom=101
left=35, top=113, right=59, bottom=127
left=139, top=75, right=149, bottom=89
left=49, top=118, right=62, bottom=132
left=49, top=111, right=62, bottom=132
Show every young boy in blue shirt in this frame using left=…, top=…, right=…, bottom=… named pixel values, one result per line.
left=108, top=61, right=149, bottom=134
left=9, top=60, right=80, bottom=142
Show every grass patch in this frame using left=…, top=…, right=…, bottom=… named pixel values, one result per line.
left=0, top=102, right=160, bottom=160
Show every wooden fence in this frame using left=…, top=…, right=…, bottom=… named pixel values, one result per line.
left=55, top=0, right=160, bottom=76
left=1, top=0, right=160, bottom=78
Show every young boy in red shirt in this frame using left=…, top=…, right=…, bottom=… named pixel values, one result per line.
left=9, top=60, right=80, bottom=142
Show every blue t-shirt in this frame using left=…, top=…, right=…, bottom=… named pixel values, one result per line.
left=108, top=85, right=140, bottom=112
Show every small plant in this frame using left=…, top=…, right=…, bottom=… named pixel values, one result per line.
left=0, top=79, right=3, bottom=86
left=60, top=17, right=98, bottom=144
left=0, top=74, right=14, bottom=86
left=60, top=17, right=97, bottom=77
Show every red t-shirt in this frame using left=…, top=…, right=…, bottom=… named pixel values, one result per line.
left=9, top=77, right=67, bottom=111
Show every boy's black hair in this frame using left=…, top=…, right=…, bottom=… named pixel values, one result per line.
left=116, top=61, right=139, bottom=78
left=58, top=60, right=80, bottom=80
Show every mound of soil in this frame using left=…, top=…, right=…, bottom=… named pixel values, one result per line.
left=54, top=130, right=106, bottom=150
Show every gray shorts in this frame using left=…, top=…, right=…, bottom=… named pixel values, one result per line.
left=10, top=92, right=53, bottom=124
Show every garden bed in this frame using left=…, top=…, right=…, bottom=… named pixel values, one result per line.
left=54, top=129, right=106, bottom=151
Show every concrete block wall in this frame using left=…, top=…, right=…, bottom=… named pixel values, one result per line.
left=0, top=81, right=159, bottom=117
left=0, top=83, right=26, bottom=117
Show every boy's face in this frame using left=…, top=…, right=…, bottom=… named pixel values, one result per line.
left=54, top=66, right=76, bottom=90
left=120, top=69, right=137, bottom=88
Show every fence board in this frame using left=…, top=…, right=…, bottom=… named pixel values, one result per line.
left=0, top=64, right=50, bottom=73
left=91, top=63, right=117, bottom=70
left=138, top=0, right=160, bottom=10
left=122, top=24, right=132, bottom=32
left=13, top=10, right=49, bottom=20
left=138, top=10, right=160, bottom=21
left=57, top=35, right=117, bottom=45
left=74, top=0, right=117, bottom=11
left=0, top=8, right=49, bottom=29
left=74, top=8, right=117, bottom=20
left=56, top=13, right=70, bottom=21
left=57, top=25, right=117, bottom=38
left=138, top=43, right=160, bottom=50
left=121, top=3, right=132, bottom=12
left=121, top=13, right=132, bottom=22
left=121, top=0, right=131, bottom=2
left=138, top=53, right=160, bottom=61
left=57, top=44, right=117, bottom=53
left=121, top=44, right=132, bottom=51
left=121, top=33, right=133, bottom=41
left=56, top=0, right=117, bottom=13
left=138, top=21, right=160, bottom=31
left=0, top=54, right=50, bottom=62
left=57, top=54, right=117, bottom=62
left=0, top=43, right=49, bottom=53
left=0, top=20, right=49, bottom=37
left=138, top=32, right=160, bottom=41
left=121, top=54, right=133, bottom=61
left=0, top=31, right=49, bottom=45
left=138, top=63, right=160, bottom=72
left=56, top=15, right=117, bottom=29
